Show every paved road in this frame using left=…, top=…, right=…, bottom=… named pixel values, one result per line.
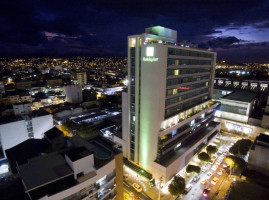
left=124, top=180, right=152, bottom=200
left=182, top=133, right=237, bottom=200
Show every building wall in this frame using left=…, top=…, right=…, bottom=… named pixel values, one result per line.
left=32, top=114, right=54, bottom=139
left=152, top=123, right=220, bottom=183
left=114, top=152, right=123, bottom=200
left=215, top=110, right=249, bottom=123
left=214, top=117, right=265, bottom=139
left=0, top=120, right=29, bottom=154
left=139, top=43, right=167, bottom=172
left=64, top=85, right=83, bottom=104
left=65, top=154, right=94, bottom=179
left=248, top=145, right=269, bottom=175
left=121, top=92, right=129, bottom=157
left=41, top=159, right=115, bottom=200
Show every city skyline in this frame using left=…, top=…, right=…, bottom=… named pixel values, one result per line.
left=0, top=0, right=269, bottom=62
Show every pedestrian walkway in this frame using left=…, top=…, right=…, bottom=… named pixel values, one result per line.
left=212, top=177, right=232, bottom=200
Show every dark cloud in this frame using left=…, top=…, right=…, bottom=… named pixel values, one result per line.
left=199, top=36, right=245, bottom=49
left=0, top=0, right=268, bottom=62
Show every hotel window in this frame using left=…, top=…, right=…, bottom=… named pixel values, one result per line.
left=174, top=69, right=179, bottom=75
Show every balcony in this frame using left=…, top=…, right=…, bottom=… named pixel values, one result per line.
left=160, top=100, right=219, bottom=136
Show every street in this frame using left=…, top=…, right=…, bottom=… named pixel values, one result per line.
left=123, top=132, right=239, bottom=200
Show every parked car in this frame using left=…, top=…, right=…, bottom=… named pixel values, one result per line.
left=206, top=172, right=213, bottom=179
left=223, top=163, right=228, bottom=168
left=211, top=164, right=218, bottom=171
left=202, top=188, right=211, bottom=197
left=123, top=174, right=129, bottom=181
left=192, top=175, right=200, bottom=182
left=217, top=168, right=224, bottom=176
left=201, top=166, right=208, bottom=173
left=211, top=177, right=219, bottom=185
left=216, top=160, right=222, bottom=165
left=184, top=184, right=193, bottom=193
left=132, top=183, right=142, bottom=192
left=200, top=178, right=207, bottom=185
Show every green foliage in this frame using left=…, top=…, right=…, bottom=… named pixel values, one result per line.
left=186, top=165, right=201, bottom=174
left=229, top=139, right=252, bottom=156
left=206, top=145, right=218, bottom=155
left=61, top=120, right=100, bottom=138
left=198, top=152, right=211, bottom=162
left=225, top=155, right=246, bottom=174
left=168, top=175, right=185, bottom=196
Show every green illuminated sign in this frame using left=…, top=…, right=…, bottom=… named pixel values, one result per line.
left=142, top=57, right=159, bottom=62
left=143, top=47, right=159, bottom=62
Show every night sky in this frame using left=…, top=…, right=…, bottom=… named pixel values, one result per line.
left=0, top=0, right=269, bottom=62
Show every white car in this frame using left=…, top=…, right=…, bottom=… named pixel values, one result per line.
left=200, top=178, right=207, bottom=185
left=211, top=164, right=218, bottom=171
left=211, top=177, right=219, bottom=185
left=216, top=160, right=222, bottom=165
left=218, top=148, right=225, bottom=153
left=217, top=169, right=224, bottom=175
left=201, top=166, right=208, bottom=173
left=206, top=172, right=213, bottom=179
left=185, top=184, right=193, bottom=193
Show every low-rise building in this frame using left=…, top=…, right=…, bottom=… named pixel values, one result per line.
left=14, top=134, right=123, bottom=200
left=0, top=108, right=53, bottom=158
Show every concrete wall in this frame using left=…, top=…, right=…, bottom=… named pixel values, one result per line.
left=32, top=114, right=54, bottom=139
left=216, top=110, right=249, bottom=123
left=43, top=159, right=115, bottom=200
left=0, top=120, right=29, bottom=154
left=65, top=154, right=94, bottom=179
left=248, top=145, right=269, bottom=175
left=139, top=43, right=167, bottom=172
left=152, top=124, right=220, bottom=183
left=214, top=117, right=265, bottom=139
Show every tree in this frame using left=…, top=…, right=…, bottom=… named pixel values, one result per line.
left=198, top=152, right=211, bottom=162
left=186, top=165, right=201, bottom=174
left=229, top=139, right=252, bottom=156
left=206, top=145, right=218, bottom=155
left=225, top=155, right=246, bottom=175
left=168, top=175, right=185, bottom=196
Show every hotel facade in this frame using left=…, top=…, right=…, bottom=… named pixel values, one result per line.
left=122, top=26, right=220, bottom=183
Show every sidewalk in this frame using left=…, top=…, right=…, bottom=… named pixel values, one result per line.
left=212, top=177, right=232, bottom=200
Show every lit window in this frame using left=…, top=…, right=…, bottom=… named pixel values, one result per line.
left=173, top=89, right=177, bottom=95
left=206, top=82, right=208, bottom=86
left=174, top=70, right=179, bottom=75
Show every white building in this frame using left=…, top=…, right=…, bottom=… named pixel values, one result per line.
left=64, top=85, right=83, bottom=104
left=121, top=26, right=220, bottom=183
left=17, top=135, right=123, bottom=200
left=0, top=109, right=53, bottom=158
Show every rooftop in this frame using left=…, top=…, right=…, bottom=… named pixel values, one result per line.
left=221, top=91, right=257, bottom=103
left=19, top=153, right=74, bottom=191
left=44, top=127, right=63, bottom=140
left=65, top=146, right=93, bottom=162
left=256, top=133, right=269, bottom=144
